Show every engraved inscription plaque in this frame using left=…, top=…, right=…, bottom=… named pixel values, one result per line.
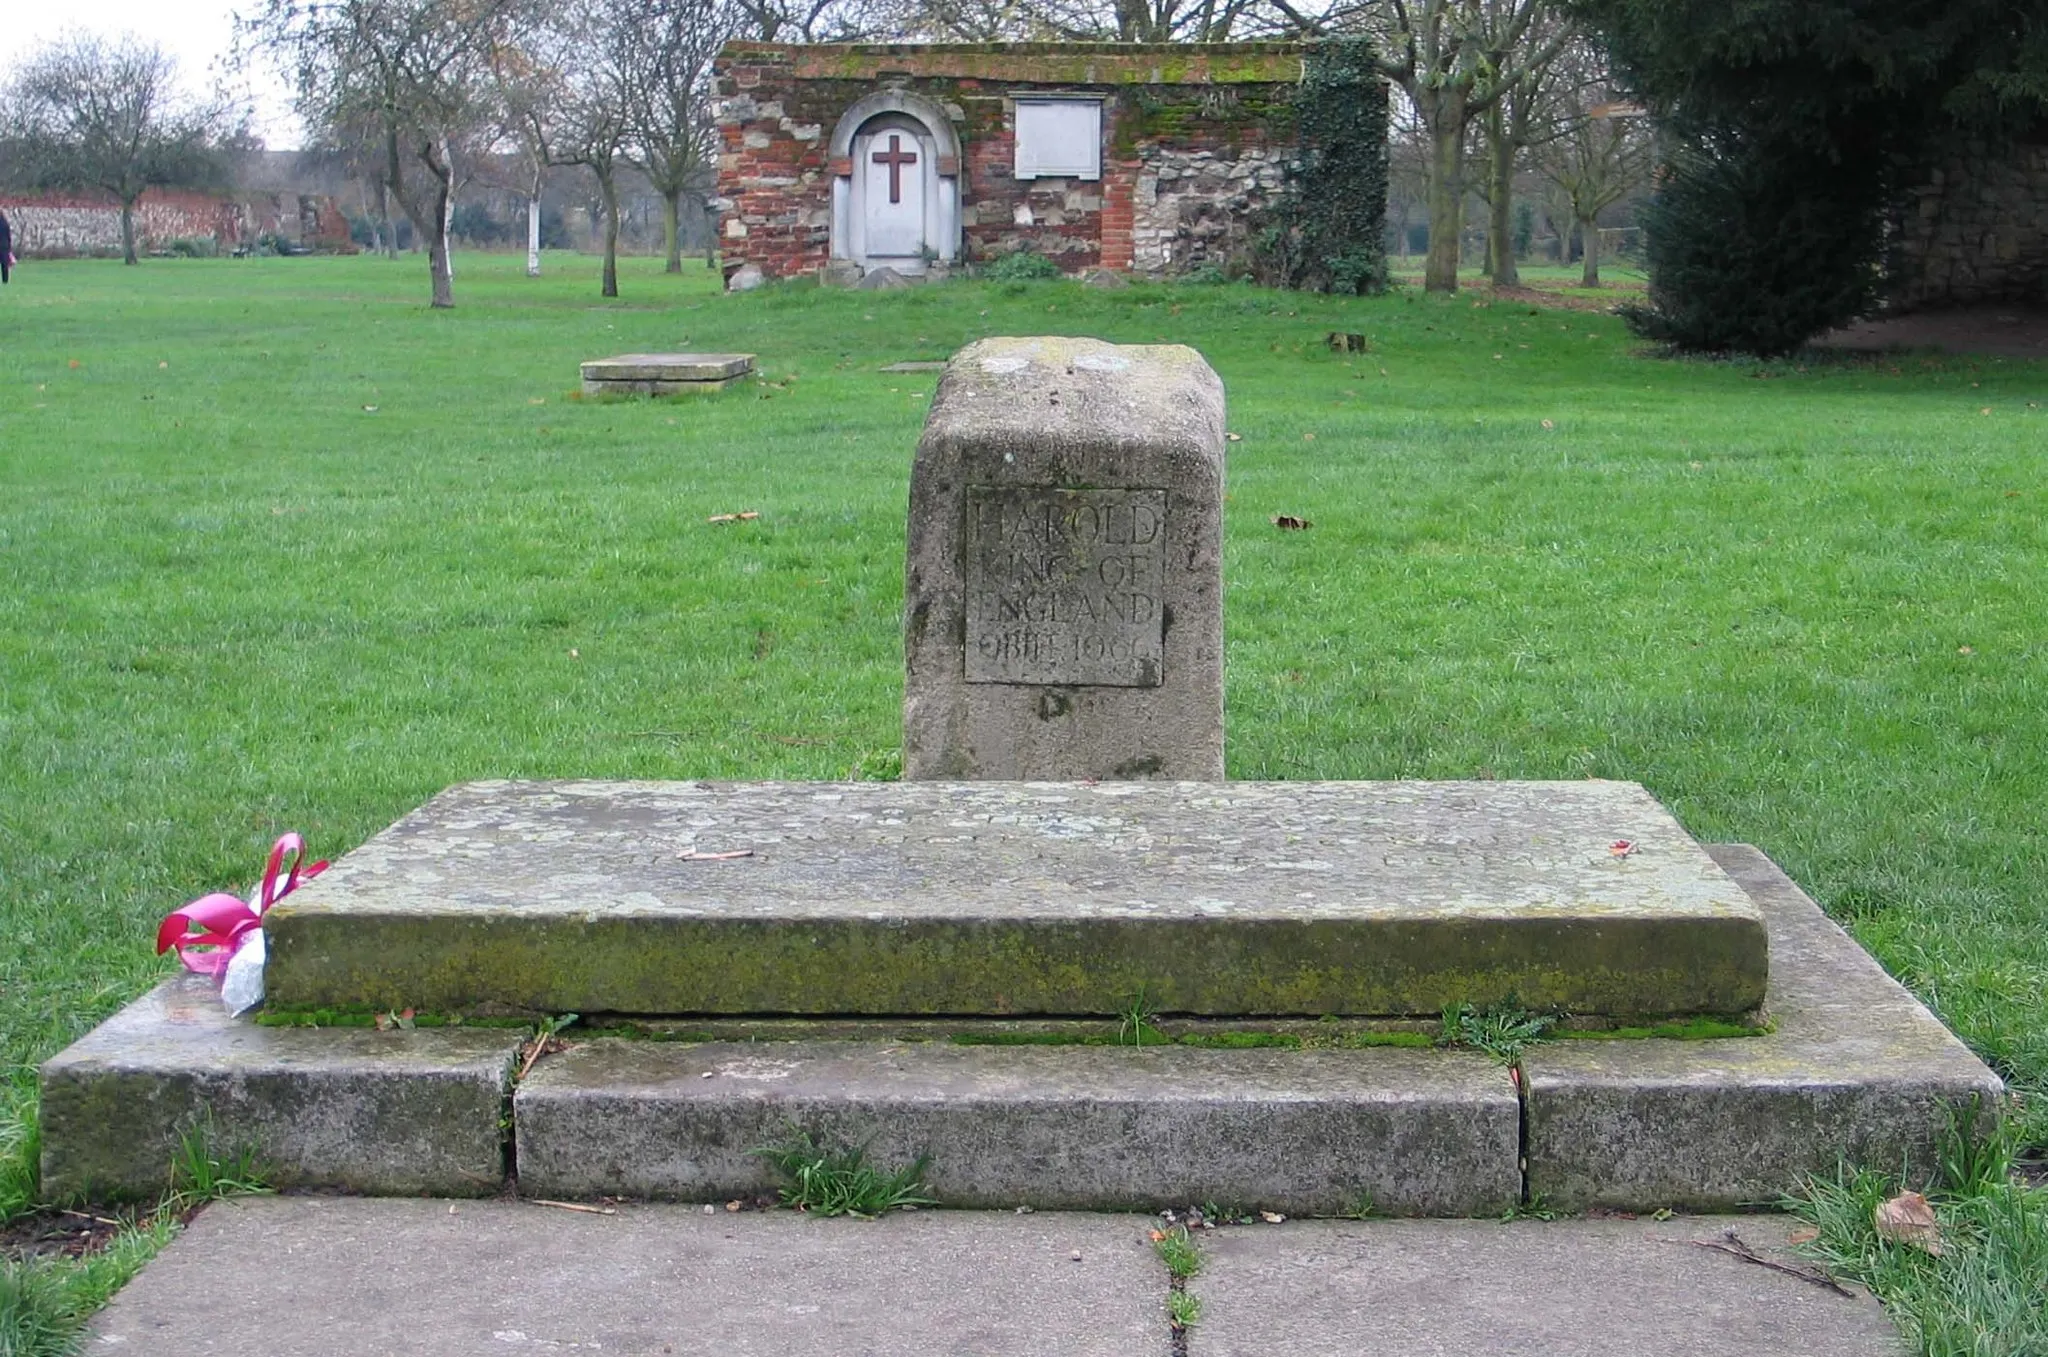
left=965, top=486, right=1167, bottom=686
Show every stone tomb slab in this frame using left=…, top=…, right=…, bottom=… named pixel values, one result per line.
left=263, top=778, right=1768, bottom=1019
left=579, top=352, right=754, bottom=396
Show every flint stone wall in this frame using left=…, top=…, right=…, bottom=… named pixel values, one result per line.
left=1890, top=135, right=2048, bottom=309
left=1133, top=143, right=1289, bottom=275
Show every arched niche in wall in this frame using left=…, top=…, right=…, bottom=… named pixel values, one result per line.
left=828, top=90, right=962, bottom=275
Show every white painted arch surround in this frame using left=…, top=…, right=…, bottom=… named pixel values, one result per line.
left=829, top=90, right=962, bottom=275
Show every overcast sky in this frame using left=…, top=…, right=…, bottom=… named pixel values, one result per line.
left=0, top=2, right=305, bottom=147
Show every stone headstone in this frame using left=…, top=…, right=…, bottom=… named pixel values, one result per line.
left=904, top=336, right=1225, bottom=780
left=726, top=263, right=765, bottom=292
left=858, top=266, right=912, bottom=290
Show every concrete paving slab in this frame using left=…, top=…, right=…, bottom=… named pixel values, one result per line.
left=40, top=975, right=522, bottom=1200
left=515, top=1039, right=1520, bottom=1215
left=86, top=1196, right=1169, bottom=1357
left=1191, top=1216, right=1903, bottom=1356
left=265, top=778, right=1767, bottom=1019
left=1523, top=845, right=2004, bottom=1211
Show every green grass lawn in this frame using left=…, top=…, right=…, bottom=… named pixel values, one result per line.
left=1, top=250, right=2044, bottom=1350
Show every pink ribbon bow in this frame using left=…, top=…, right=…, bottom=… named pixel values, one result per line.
left=155, top=833, right=329, bottom=978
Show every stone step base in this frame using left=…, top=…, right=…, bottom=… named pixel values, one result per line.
left=513, top=1040, right=1521, bottom=1215
left=41, top=848, right=2001, bottom=1212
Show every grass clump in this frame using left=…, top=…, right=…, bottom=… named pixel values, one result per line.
left=1117, top=991, right=1167, bottom=1049
left=750, top=1129, right=934, bottom=1218
left=1166, top=1288, right=1202, bottom=1330
left=0, top=1115, right=263, bottom=1357
left=167, top=1125, right=272, bottom=1211
left=1153, top=1225, right=1202, bottom=1278
left=1787, top=1115, right=2047, bottom=1357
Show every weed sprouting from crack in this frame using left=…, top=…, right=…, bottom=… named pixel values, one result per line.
left=168, top=1122, right=273, bottom=1211
left=1118, top=989, right=1166, bottom=1048
left=1438, top=1001, right=1556, bottom=1062
left=750, top=1129, right=935, bottom=1218
left=1167, top=1287, right=1202, bottom=1331
left=1153, top=1224, right=1202, bottom=1278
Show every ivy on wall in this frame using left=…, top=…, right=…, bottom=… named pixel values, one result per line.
left=1255, top=39, right=1391, bottom=294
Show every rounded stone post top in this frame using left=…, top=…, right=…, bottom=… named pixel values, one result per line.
left=904, top=336, right=1227, bottom=782
left=921, top=336, right=1225, bottom=468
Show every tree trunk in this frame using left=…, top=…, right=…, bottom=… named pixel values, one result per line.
left=663, top=192, right=683, bottom=274
left=528, top=197, right=542, bottom=277
left=379, top=182, right=397, bottom=259
left=1487, top=109, right=1518, bottom=288
left=427, top=176, right=454, bottom=308
left=120, top=199, right=139, bottom=265
left=1421, top=88, right=1468, bottom=294
left=1580, top=216, right=1601, bottom=286
left=600, top=172, right=620, bottom=298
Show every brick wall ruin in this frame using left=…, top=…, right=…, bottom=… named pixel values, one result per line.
left=711, top=42, right=1304, bottom=281
left=0, top=189, right=355, bottom=258
left=1890, top=135, right=2048, bottom=309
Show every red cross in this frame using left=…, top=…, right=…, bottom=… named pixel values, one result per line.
left=871, top=134, right=918, bottom=204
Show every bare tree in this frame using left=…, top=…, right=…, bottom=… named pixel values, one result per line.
left=548, top=0, right=638, bottom=297
left=729, top=0, right=893, bottom=41
left=621, top=0, right=734, bottom=273
left=492, top=39, right=569, bottom=275
left=0, top=35, right=245, bottom=265
left=1537, top=40, right=1652, bottom=286
left=1290, top=0, right=1569, bottom=292
left=245, top=0, right=532, bottom=307
left=1472, top=11, right=1572, bottom=287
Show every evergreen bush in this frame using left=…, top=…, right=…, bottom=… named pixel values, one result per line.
left=1624, top=126, right=1890, bottom=356
left=1255, top=38, right=1390, bottom=295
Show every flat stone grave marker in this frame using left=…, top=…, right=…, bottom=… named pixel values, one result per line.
left=261, top=778, right=1769, bottom=1020
left=904, top=336, right=1225, bottom=780
left=580, top=352, right=755, bottom=397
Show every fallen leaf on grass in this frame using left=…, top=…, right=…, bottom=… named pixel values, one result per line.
left=1271, top=515, right=1312, bottom=530
left=706, top=511, right=760, bottom=524
left=1875, top=1191, right=1942, bottom=1255
left=362, top=405, right=379, bottom=413
left=1225, top=431, right=1243, bottom=442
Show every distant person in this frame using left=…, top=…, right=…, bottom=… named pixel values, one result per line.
left=0, top=209, right=13, bottom=284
